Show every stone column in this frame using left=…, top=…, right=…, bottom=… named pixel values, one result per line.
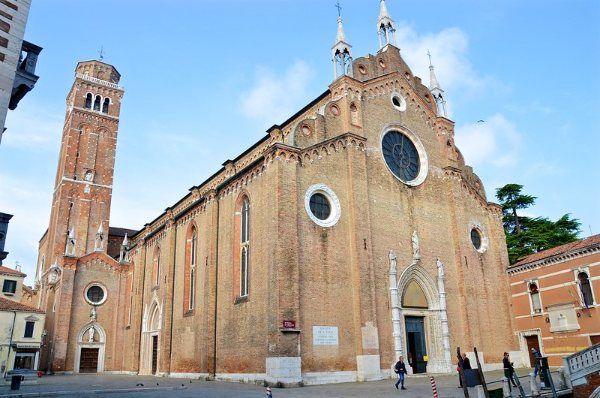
left=436, top=258, right=452, bottom=372
left=389, top=251, right=403, bottom=362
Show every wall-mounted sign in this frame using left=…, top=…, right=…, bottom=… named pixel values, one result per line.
left=313, top=326, right=339, bottom=346
left=282, top=320, right=296, bottom=329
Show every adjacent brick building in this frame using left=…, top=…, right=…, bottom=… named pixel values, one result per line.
left=508, top=234, right=600, bottom=367
left=34, top=1, right=518, bottom=385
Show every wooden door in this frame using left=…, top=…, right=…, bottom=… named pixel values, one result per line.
left=151, top=336, right=158, bottom=374
left=79, top=348, right=99, bottom=373
left=525, top=335, right=540, bottom=367
left=405, top=316, right=427, bottom=373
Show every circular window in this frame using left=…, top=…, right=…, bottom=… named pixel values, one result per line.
left=358, top=65, right=367, bottom=75
left=304, top=184, right=341, bottom=228
left=471, top=228, right=482, bottom=250
left=85, top=284, right=107, bottom=305
left=301, top=124, right=311, bottom=136
left=381, top=130, right=427, bottom=185
left=379, top=59, right=386, bottom=68
left=309, top=193, right=331, bottom=220
left=391, top=93, right=407, bottom=111
left=468, top=224, right=488, bottom=253
left=330, top=104, right=340, bottom=116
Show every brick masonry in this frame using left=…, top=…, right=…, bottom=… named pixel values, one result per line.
left=35, top=46, right=518, bottom=384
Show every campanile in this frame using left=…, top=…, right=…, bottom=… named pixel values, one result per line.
left=42, top=61, right=124, bottom=267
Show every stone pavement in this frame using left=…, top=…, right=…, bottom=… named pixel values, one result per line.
left=0, top=369, right=564, bottom=398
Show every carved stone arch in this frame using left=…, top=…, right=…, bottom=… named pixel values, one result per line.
left=397, top=264, right=440, bottom=310
left=74, top=322, right=106, bottom=373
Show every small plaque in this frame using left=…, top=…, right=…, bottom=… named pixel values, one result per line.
left=313, top=326, right=339, bottom=346
left=282, top=320, right=296, bottom=329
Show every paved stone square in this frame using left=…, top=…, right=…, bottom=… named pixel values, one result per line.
left=0, top=369, right=567, bottom=398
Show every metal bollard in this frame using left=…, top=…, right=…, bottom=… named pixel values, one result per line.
left=530, top=373, right=540, bottom=397
left=502, top=377, right=511, bottom=398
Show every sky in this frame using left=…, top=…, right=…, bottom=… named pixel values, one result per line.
left=1, top=0, right=599, bottom=284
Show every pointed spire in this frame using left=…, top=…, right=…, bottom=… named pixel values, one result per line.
left=428, top=50, right=442, bottom=92
left=94, top=222, right=104, bottom=251
left=377, top=0, right=396, bottom=49
left=122, top=233, right=128, bottom=247
left=427, top=50, right=447, bottom=118
left=332, top=3, right=353, bottom=80
left=119, top=233, right=130, bottom=263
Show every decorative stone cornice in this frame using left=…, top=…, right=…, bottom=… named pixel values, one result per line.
left=507, top=243, right=600, bottom=276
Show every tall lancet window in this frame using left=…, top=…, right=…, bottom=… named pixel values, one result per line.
left=102, top=98, right=110, bottom=113
left=93, top=95, right=101, bottom=111
left=184, top=225, right=197, bottom=313
left=85, top=93, right=92, bottom=109
left=240, top=197, right=250, bottom=297
left=529, top=282, right=542, bottom=314
left=153, top=247, right=161, bottom=287
left=578, top=272, right=594, bottom=307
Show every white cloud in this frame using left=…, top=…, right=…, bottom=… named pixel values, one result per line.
left=395, top=23, right=492, bottom=116
left=2, top=100, right=63, bottom=151
left=455, top=114, right=522, bottom=167
left=0, top=173, right=52, bottom=283
left=240, top=60, right=314, bottom=128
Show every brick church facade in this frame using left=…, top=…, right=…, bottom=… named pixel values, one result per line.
left=34, top=1, right=518, bottom=384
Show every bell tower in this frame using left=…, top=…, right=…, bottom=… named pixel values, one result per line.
left=41, top=60, right=124, bottom=270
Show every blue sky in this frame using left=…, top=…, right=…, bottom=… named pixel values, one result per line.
left=1, top=0, right=599, bottom=283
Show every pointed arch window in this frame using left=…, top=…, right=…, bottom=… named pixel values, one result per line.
left=153, top=248, right=161, bottom=287
left=529, top=282, right=542, bottom=314
left=102, top=98, right=110, bottom=113
left=240, top=198, right=250, bottom=297
left=578, top=272, right=595, bottom=308
left=184, top=226, right=197, bottom=313
left=85, top=93, right=92, bottom=109
left=93, top=95, right=101, bottom=111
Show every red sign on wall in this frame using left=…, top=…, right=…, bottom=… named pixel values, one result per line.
left=282, top=320, right=296, bottom=329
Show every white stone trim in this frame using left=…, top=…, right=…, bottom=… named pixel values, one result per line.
left=169, top=372, right=209, bottom=379
left=266, top=357, right=302, bottom=385
left=84, top=283, right=108, bottom=306
left=304, top=184, right=341, bottom=228
left=390, top=91, right=407, bottom=112
left=468, top=221, right=489, bottom=253
left=214, top=373, right=266, bottom=384
left=302, top=371, right=357, bottom=385
left=74, top=322, right=106, bottom=373
left=380, top=124, right=429, bottom=187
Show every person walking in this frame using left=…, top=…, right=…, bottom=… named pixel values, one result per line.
left=394, top=356, right=407, bottom=390
left=531, top=348, right=541, bottom=380
left=458, top=353, right=472, bottom=387
left=503, top=352, right=518, bottom=391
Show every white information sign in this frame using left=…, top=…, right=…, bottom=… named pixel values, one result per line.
left=313, top=326, right=339, bottom=346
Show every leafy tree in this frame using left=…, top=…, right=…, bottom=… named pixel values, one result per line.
left=495, top=184, right=580, bottom=264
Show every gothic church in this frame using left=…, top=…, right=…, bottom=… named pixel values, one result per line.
left=34, top=1, right=517, bottom=385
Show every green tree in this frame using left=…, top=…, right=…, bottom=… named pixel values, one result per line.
left=495, top=184, right=580, bottom=264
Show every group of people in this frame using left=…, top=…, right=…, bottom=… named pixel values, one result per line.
left=392, top=348, right=543, bottom=392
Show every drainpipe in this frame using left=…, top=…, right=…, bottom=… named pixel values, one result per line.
left=137, top=244, right=147, bottom=373
left=5, top=311, right=17, bottom=377
left=212, top=195, right=220, bottom=378
left=168, top=219, right=178, bottom=374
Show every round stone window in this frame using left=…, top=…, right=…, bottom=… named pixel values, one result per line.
left=471, top=228, right=482, bottom=250
left=468, top=224, right=488, bottom=253
left=304, top=184, right=341, bottom=228
left=391, top=93, right=407, bottom=112
left=85, top=284, right=107, bottom=305
left=381, top=129, right=428, bottom=186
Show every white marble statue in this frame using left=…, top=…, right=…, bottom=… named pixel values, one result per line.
left=436, top=257, right=445, bottom=278
left=90, top=306, right=97, bottom=322
left=411, top=231, right=420, bottom=261
left=88, top=326, right=95, bottom=343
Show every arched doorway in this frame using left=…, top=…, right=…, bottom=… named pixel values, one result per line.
left=74, top=323, right=106, bottom=373
left=141, top=300, right=161, bottom=375
left=394, top=264, right=451, bottom=374
left=402, top=281, right=428, bottom=373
